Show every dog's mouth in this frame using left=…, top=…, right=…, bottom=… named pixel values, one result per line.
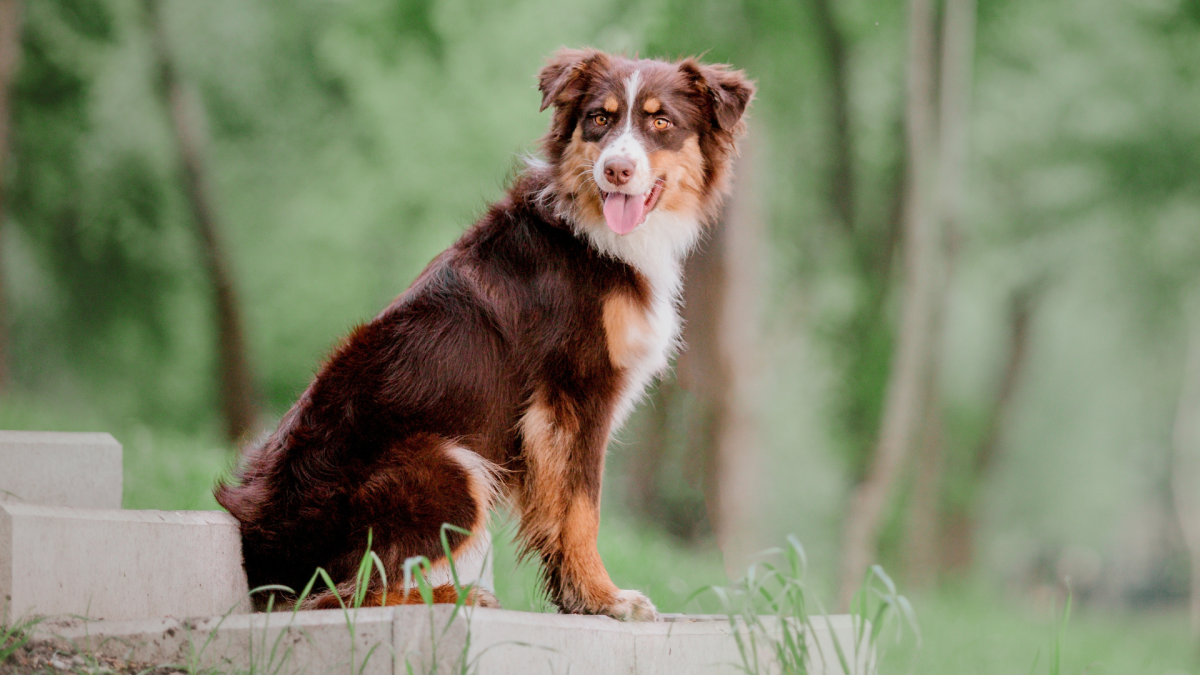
left=601, top=179, right=664, bottom=235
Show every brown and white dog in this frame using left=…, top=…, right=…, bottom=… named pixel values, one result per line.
left=215, top=49, right=753, bottom=621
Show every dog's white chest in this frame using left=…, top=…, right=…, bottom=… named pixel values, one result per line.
left=603, top=272, right=682, bottom=432
left=581, top=211, right=699, bottom=433
left=637, top=290, right=679, bottom=378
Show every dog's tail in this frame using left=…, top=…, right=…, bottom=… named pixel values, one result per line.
left=299, top=580, right=499, bottom=610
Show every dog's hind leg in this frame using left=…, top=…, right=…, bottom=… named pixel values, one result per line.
left=300, top=434, right=503, bottom=610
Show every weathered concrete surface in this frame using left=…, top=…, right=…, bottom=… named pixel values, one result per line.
left=1, top=503, right=250, bottom=623
left=38, top=606, right=870, bottom=674
left=38, top=608, right=397, bottom=675
left=0, top=431, right=122, bottom=509
left=396, top=606, right=638, bottom=675
left=403, top=607, right=871, bottom=675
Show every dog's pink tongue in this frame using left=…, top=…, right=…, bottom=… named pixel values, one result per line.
left=603, top=192, right=645, bottom=235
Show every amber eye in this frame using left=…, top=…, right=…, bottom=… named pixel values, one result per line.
left=594, top=115, right=609, bottom=127
left=653, top=117, right=672, bottom=130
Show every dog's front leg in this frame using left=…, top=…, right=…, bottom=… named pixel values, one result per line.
left=516, top=392, right=658, bottom=621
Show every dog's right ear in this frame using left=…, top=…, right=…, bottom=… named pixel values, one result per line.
left=538, top=48, right=608, bottom=112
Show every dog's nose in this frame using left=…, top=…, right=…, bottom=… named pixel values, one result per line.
left=603, top=157, right=635, bottom=186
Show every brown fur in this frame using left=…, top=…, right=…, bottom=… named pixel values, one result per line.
left=215, top=49, right=753, bottom=619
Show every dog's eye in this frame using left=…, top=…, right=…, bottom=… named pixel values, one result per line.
left=653, top=117, right=672, bottom=131
left=594, top=115, right=609, bottom=127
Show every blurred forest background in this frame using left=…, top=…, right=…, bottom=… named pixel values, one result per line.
left=1, top=0, right=1199, bottom=672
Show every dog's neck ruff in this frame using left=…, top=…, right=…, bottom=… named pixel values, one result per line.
left=570, top=210, right=700, bottom=298
left=525, top=158, right=701, bottom=296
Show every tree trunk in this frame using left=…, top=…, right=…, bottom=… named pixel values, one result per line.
left=941, top=282, right=1037, bottom=573
left=677, top=136, right=764, bottom=577
left=144, top=0, right=258, bottom=444
left=903, top=374, right=944, bottom=588
left=839, top=0, right=940, bottom=609
left=1171, top=293, right=1200, bottom=645
left=0, top=0, right=22, bottom=393
left=811, top=0, right=854, bottom=235
left=899, top=0, right=978, bottom=590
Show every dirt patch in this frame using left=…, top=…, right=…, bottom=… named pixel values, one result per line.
left=1, top=640, right=180, bottom=675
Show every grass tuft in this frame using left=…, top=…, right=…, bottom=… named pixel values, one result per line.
left=0, top=609, right=43, bottom=664
left=689, top=535, right=919, bottom=675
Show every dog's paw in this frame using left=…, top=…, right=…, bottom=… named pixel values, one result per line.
left=605, top=589, right=659, bottom=621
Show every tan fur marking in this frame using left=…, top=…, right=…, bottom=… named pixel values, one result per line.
left=302, top=580, right=499, bottom=611
left=559, top=493, right=619, bottom=607
left=358, top=585, right=498, bottom=608
left=603, top=96, right=619, bottom=112
left=556, top=126, right=605, bottom=222
left=649, top=135, right=706, bottom=217
left=603, top=291, right=652, bottom=370
left=515, top=393, right=577, bottom=547
left=643, top=97, right=661, bottom=114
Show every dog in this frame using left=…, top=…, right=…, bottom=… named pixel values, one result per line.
left=215, top=48, right=753, bottom=621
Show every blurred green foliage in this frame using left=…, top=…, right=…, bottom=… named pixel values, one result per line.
left=2, top=0, right=1199, bottom=648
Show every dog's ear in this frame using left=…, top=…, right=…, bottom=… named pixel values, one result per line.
left=538, top=48, right=608, bottom=112
left=678, top=59, right=755, bottom=132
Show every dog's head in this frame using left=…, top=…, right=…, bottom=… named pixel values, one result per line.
left=537, top=50, right=754, bottom=240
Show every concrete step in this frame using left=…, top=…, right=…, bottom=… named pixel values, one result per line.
left=0, top=430, right=493, bottom=625
left=0, top=501, right=495, bottom=625
left=36, top=605, right=872, bottom=674
left=0, top=431, right=122, bottom=509
left=1, top=503, right=251, bottom=623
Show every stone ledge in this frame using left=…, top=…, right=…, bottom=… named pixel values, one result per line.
left=34, top=606, right=871, bottom=675
left=1, top=503, right=251, bottom=623
left=0, top=431, right=122, bottom=509
left=0, top=502, right=494, bottom=626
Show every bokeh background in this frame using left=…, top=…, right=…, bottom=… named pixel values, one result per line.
left=1, top=0, right=1198, bottom=672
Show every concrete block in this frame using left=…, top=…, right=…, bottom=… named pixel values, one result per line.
left=806, top=614, right=874, bottom=674
left=34, top=605, right=871, bottom=675
left=392, top=604, right=466, bottom=674
left=395, top=605, right=636, bottom=675
left=187, top=608, right=397, bottom=675
left=0, top=431, right=122, bottom=509
left=395, top=606, right=869, bottom=675
left=39, top=607, right=397, bottom=675
left=0, top=503, right=250, bottom=623
left=630, top=615, right=749, bottom=674
left=468, top=609, right=635, bottom=675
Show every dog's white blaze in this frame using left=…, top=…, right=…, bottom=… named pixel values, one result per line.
left=623, top=69, right=641, bottom=134
left=593, top=68, right=654, bottom=196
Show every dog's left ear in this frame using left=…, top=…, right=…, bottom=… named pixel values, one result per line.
left=678, top=59, right=756, bottom=132
left=539, top=48, right=609, bottom=112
